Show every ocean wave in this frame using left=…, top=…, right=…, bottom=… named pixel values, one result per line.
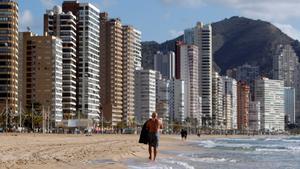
left=128, top=165, right=171, bottom=169
left=264, top=138, right=283, bottom=141
left=189, top=157, right=237, bottom=163
left=161, top=159, right=195, bottom=169
left=198, top=140, right=253, bottom=150
left=198, top=140, right=216, bottom=148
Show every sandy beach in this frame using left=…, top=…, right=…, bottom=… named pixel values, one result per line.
left=0, top=133, right=261, bottom=169
left=0, top=133, right=191, bottom=169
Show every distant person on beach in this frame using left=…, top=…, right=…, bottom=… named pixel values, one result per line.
left=146, top=112, right=163, bottom=161
left=181, top=129, right=187, bottom=140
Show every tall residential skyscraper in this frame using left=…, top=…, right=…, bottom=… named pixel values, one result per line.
left=99, top=13, right=123, bottom=127
left=273, top=44, right=299, bottom=87
left=249, top=101, right=261, bottom=131
left=284, top=87, right=295, bottom=124
left=0, top=0, right=18, bottom=113
left=154, top=51, right=175, bottom=79
left=62, top=1, right=100, bottom=119
left=169, top=79, right=185, bottom=123
left=156, top=78, right=169, bottom=124
left=237, top=81, right=250, bottom=130
left=222, top=76, right=237, bottom=129
left=135, top=69, right=157, bottom=124
left=184, top=22, right=213, bottom=122
left=19, top=32, right=63, bottom=123
left=272, top=44, right=300, bottom=124
left=255, top=78, right=285, bottom=131
left=212, top=71, right=223, bottom=127
left=179, top=44, right=200, bottom=124
left=44, top=5, right=77, bottom=119
left=295, top=65, right=300, bottom=123
left=122, top=25, right=141, bottom=125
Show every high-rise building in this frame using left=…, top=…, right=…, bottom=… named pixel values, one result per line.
left=154, top=51, right=175, bottom=79
left=237, top=81, right=250, bottom=130
left=62, top=1, right=100, bottom=120
left=178, top=44, right=200, bottom=124
left=236, top=64, right=259, bottom=100
left=44, top=5, right=77, bottom=119
left=222, top=76, right=237, bottom=129
left=19, top=32, right=63, bottom=123
left=122, top=25, right=141, bottom=125
left=212, top=71, right=223, bottom=127
left=169, top=79, right=185, bottom=123
left=99, top=12, right=123, bottom=127
left=0, top=0, right=18, bottom=113
left=255, top=78, right=284, bottom=131
left=223, top=94, right=232, bottom=129
left=295, top=65, right=300, bottom=124
left=284, top=87, right=295, bottom=124
left=135, top=69, right=157, bottom=124
left=184, top=22, right=213, bottom=122
left=272, top=44, right=300, bottom=124
left=273, top=44, right=299, bottom=87
left=156, top=78, right=169, bottom=124
left=249, top=101, right=261, bottom=131
left=175, top=41, right=184, bottom=79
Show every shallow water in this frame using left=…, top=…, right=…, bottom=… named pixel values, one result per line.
left=127, top=136, right=300, bottom=169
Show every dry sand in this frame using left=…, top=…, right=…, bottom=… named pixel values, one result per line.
left=0, top=133, right=243, bottom=169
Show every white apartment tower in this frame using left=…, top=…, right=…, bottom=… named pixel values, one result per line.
left=62, top=1, right=100, bottom=119
left=169, top=79, right=185, bottom=123
left=212, top=71, right=223, bottom=127
left=255, top=78, right=285, bottom=131
left=44, top=5, right=77, bottom=118
left=179, top=44, right=200, bottom=123
left=222, top=76, right=237, bottom=129
left=184, top=22, right=213, bottom=122
left=135, top=69, right=157, bottom=124
left=156, top=78, right=170, bottom=124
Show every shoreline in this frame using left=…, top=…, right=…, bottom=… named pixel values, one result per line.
left=0, top=133, right=294, bottom=169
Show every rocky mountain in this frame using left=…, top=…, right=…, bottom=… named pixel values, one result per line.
left=142, top=16, right=300, bottom=76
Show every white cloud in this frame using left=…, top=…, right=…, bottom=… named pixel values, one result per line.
left=161, top=0, right=300, bottom=40
left=211, top=0, right=300, bottom=22
left=161, top=0, right=204, bottom=8
left=40, top=0, right=55, bottom=8
left=20, top=10, right=33, bottom=31
left=160, top=0, right=300, bottom=22
left=274, top=23, right=300, bottom=41
left=169, top=29, right=184, bottom=38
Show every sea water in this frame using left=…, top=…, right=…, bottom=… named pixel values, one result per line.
left=128, top=136, right=300, bottom=169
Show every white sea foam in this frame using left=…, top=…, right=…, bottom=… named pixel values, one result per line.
left=198, top=140, right=216, bottom=148
left=189, top=157, right=237, bottom=163
left=282, top=139, right=300, bottom=143
left=264, top=138, right=283, bottom=141
left=255, top=148, right=287, bottom=152
left=161, top=159, right=195, bottom=169
left=198, top=140, right=253, bottom=149
left=128, top=159, right=194, bottom=169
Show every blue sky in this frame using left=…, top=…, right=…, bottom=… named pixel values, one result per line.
left=19, top=0, right=300, bottom=43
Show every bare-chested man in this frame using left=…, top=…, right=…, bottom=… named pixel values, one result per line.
left=146, top=112, right=163, bottom=161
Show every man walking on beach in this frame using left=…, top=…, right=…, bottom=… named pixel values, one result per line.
left=146, top=112, right=163, bottom=161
